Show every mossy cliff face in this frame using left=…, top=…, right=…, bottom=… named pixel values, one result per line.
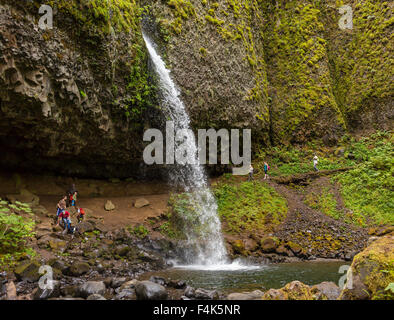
left=324, top=0, right=394, bottom=133
left=0, top=0, right=159, bottom=178
left=148, top=0, right=270, bottom=144
left=149, top=0, right=392, bottom=146
left=0, top=1, right=392, bottom=178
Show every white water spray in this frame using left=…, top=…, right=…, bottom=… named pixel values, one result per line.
left=143, top=33, right=232, bottom=267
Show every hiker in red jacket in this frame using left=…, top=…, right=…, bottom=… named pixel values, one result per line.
left=77, top=207, right=85, bottom=223
left=58, top=210, right=72, bottom=233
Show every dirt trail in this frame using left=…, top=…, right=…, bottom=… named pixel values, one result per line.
left=261, top=175, right=368, bottom=258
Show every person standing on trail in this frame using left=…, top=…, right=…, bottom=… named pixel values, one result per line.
left=56, top=195, right=67, bottom=222
left=313, top=155, right=319, bottom=172
left=70, top=191, right=78, bottom=207
left=264, top=162, right=270, bottom=180
left=67, top=183, right=76, bottom=206
left=248, top=164, right=254, bottom=181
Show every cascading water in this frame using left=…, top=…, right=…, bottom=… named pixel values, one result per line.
left=142, top=32, right=230, bottom=267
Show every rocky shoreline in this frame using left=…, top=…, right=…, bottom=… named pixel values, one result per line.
left=1, top=211, right=392, bottom=300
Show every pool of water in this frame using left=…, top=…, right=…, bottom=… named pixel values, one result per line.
left=145, top=261, right=348, bottom=293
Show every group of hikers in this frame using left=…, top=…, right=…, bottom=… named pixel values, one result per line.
left=55, top=184, right=85, bottom=235
left=247, top=155, right=320, bottom=181
left=248, top=161, right=270, bottom=181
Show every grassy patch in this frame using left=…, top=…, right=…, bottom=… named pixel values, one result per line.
left=332, top=131, right=394, bottom=227
left=213, top=180, right=287, bottom=234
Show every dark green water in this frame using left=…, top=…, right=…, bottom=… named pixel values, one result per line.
left=149, top=261, right=348, bottom=293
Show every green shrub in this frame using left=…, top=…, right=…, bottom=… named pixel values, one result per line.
left=0, top=200, right=36, bottom=267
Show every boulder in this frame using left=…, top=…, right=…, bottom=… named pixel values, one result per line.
left=48, top=239, right=67, bottom=252
left=311, top=282, right=341, bottom=300
left=87, top=294, right=106, bottom=300
left=104, top=200, right=115, bottom=211
left=110, top=277, right=127, bottom=289
left=339, top=234, right=394, bottom=300
left=78, top=281, right=106, bottom=298
left=135, top=281, right=168, bottom=300
left=194, top=288, right=219, bottom=300
left=184, top=286, right=195, bottom=298
left=227, top=290, right=264, bottom=300
left=5, top=281, right=17, bottom=300
left=282, top=281, right=313, bottom=300
left=167, top=279, right=186, bottom=289
left=115, top=289, right=136, bottom=300
left=149, top=276, right=167, bottom=286
left=76, top=221, right=95, bottom=233
left=286, top=242, right=302, bottom=255
left=232, top=239, right=246, bottom=255
left=68, top=262, right=90, bottom=276
left=262, top=281, right=313, bottom=300
left=14, top=260, right=41, bottom=282
left=260, top=237, right=279, bottom=253
left=134, top=198, right=150, bottom=208
left=119, top=279, right=139, bottom=292
left=262, top=289, right=287, bottom=300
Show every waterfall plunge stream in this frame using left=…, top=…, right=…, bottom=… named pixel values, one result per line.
left=143, top=33, right=254, bottom=270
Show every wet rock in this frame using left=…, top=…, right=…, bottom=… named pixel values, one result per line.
left=168, top=279, right=186, bottom=289
left=135, top=281, right=167, bottom=300
left=260, top=237, right=279, bottom=253
left=311, top=282, right=341, bottom=300
left=227, top=290, right=264, bottom=300
left=184, top=286, right=195, bottom=298
left=262, top=288, right=286, bottom=300
left=119, top=279, right=139, bottom=292
left=283, top=281, right=313, bottom=300
left=68, top=262, right=90, bottom=276
left=104, top=200, right=115, bottom=211
left=149, top=276, right=167, bottom=286
left=115, top=288, right=136, bottom=300
left=14, top=260, right=41, bottom=282
left=110, top=277, right=127, bottom=289
left=286, top=242, right=302, bottom=255
left=87, top=294, right=106, bottom=300
left=194, top=288, right=219, bottom=300
left=78, top=281, right=106, bottom=298
left=231, top=240, right=246, bottom=255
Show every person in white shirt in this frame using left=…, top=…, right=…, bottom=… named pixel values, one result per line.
left=248, top=164, right=254, bottom=181
left=313, top=155, right=319, bottom=172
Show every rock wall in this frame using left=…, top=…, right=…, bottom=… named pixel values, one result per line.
left=0, top=0, right=161, bottom=179
left=0, top=0, right=392, bottom=178
left=149, top=0, right=393, bottom=146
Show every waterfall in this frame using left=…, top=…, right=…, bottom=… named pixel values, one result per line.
left=142, top=33, right=229, bottom=266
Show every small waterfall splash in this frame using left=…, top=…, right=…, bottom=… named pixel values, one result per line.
left=142, top=32, right=229, bottom=267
